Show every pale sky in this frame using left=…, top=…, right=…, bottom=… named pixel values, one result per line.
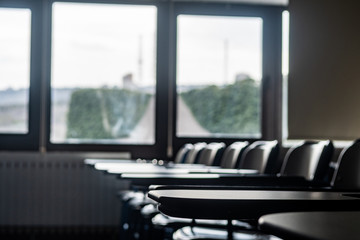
left=177, top=14, right=262, bottom=85
left=51, top=2, right=157, bottom=88
left=0, top=3, right=289, bottom=90
left=0, top=8, right=31, bottom=90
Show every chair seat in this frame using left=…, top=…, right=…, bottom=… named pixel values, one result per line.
left=172, top=226, right=279, bottom=240
left=152, top=214, right=253, bottom=229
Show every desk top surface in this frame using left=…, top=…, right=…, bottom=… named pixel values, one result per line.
left=259, top=211, right=360, bottom=240
left=149, top=189, right=358, bottom=201
left=84, top=159, right=136, bottom=166
left=93, top=161, right=258, bottom=175
left=118, top=169, right=257, bottom=176
left=124, top=174, right=313, bottom=188
left=148, top=190, right=360, bottom=219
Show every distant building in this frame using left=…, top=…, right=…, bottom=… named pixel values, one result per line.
left=235, top=73, right=251, bottom=82
left=123, top=73, right=137, bottom=90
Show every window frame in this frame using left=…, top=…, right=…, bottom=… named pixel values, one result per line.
left=170, top=2, right=284, bottom=154
left=0, top=1, right=42, bottom=151
left=44, top=0, right=169, bottom=159
left=0, top=0, right=283, bottom=159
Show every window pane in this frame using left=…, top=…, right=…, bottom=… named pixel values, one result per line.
left=51, top=2, right=157, bottom=144
left=0, top=8, right=31, bottom=134
left=282, top=10, right=289, bottom=140
left=176, top=15, right=262, bottom=138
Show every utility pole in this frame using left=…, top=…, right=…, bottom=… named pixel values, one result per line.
left=138, top=35, right=143, bottom=83
left=224, top=38, right=229, bottom=85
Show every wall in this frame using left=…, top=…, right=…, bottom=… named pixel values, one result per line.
left=288, top=0, right=360, bottom=140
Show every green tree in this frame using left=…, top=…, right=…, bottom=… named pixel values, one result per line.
left=180, top=78, right=260, bottom=135
left=67, top=88, right=151, bottom=139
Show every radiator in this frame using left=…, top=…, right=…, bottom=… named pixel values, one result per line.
left=0, top=152, right=130, bottom=226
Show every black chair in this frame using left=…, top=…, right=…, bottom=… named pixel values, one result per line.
left=122, top=142, right=226, bottom=240
left=133, top=142, right=233, bottom=240
left=258, top=139, right=360, bottom=240
left=331, top=139, right=360, bottom=190
left=220, top=141, right=250, bottom=169
left=196, top=142, right=226, bottom=166
left=280, top=140, right=334, bottom=184
left=149, top=140, right=279, bottom=240
left=237, top=140, right=279, bottom=174
left=173, top=143, right=194, bottom=164
left=170, top=140, right=334, bottom=240
left=183, top=142, right=208, bottom=165
left=120, top=142, right=208, bottom=240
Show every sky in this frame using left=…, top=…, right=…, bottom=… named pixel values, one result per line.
left=51, top=2, right=157, bottom=89
left=0, top=3, right=289, bottom=90
left=177, top=14, right=262, bottom=86
left=0, top=8, right=31, bottom=90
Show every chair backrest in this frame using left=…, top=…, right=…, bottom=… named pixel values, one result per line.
left=237, top=140, right=279, bottom=174
left=220, top=141, right=249, bottom=169
left=197, top=142, right=226, bottom=166
left=184, top=142, right=207, bottom=164
left=331, top=139, right=360, bottom=189
left=280, top=140, right=334, bottom=181
left=174, top=144, right=194, bottom=164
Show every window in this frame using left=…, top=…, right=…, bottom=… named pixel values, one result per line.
left=0, top=1, right=283, bottom=157
left=0, top=8, right=31, bottom=134
left=172, top=3, right=282, bottom=151
left=282, top=10, right=289, bottom=140
left=51, top=2, right=157, bottom=145
left=176, top=14, right=263, bottom=138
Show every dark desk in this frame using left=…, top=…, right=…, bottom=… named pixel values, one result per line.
left=125, top=174, right=312, bottom=187
left=93, top=161, right=258, bottom=175
left=148, top=190, right=360, bottom=220
left=259, top=211, right=360, bottom=240
left=95, top=162, right=165, bottom=171
left=84, top=158, right=137, bottom=166
left=93, top=161, right=224, bottom=172
left=115, top=169, right=257, bottom=175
